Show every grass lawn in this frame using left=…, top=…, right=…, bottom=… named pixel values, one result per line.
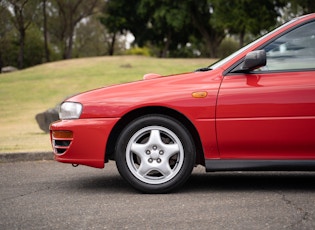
left=0, top=56, right=215, bottom=153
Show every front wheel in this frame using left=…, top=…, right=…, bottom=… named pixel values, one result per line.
left=115, top=115, right=196, bottom=193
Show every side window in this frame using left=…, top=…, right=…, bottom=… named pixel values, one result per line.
left=261, top=21, right=315, bottom=71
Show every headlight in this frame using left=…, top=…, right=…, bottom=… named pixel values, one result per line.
left=59, top=102, right=83, bottom=120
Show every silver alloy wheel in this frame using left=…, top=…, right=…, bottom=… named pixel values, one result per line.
left=125, top=126, right=184, bottom=185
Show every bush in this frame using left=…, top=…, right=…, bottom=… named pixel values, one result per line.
left=125, top=46, right=151, bottom=56
left=217, top=37, right=239, bottom=58
left=23, top=27, right=46, bottom=67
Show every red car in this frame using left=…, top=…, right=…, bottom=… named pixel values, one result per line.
left=50, top=14, right=315, bottom=193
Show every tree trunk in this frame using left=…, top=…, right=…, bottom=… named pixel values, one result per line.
left=66, top=28, right=74, bottom=59
left=160, top=31, right=171, bottom=58
left=239, top=28, right=245, bottom=48
left=190, top=9, right=223, bottom=58
left=108, top=32, right=116, bottom=56
left=18, top=28, right=25, bottom=69
left=43, top=0, right=50, bottom=62
left=56, top=0, right=101, bottom=59
left=0, top=51, right=3, bottom=73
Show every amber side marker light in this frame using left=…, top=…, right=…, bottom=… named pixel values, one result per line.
left=192, top=91, right=208, bottom=98
left=52, top=131, right=73, bottom=139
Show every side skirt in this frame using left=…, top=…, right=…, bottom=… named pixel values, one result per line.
left=205, top=159, right=315, bottom=172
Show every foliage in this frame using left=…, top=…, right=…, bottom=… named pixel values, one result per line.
left=50, top=0, right=103, bottom=59
left=211, top=0, right=285, bottom=48
left=185, top=0, right=225, bottom=57
left=125, top=47, right=151, bottom=56
left=101, top=0, right=289, bottom=57
left=288, top=0, right=315, bottom=14
left=74, top=16, right=128, bottom=57
left=23, top=27, right=46, bottom=67
left=217, top=37, right=239, bottom=58
left=136, top=0, right=193, bottom=57
left=4, top=0, right=42, bottom=68
left=0, top=0, right=314, bottom=69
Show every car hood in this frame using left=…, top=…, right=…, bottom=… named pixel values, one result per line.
left=66, top=69, right=222, bottom=118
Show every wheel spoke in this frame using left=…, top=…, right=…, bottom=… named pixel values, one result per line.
left=158, top=161, right=173, bottom=177
left=162, top=143, right=180, bottom=159
left=147, top=129, right=163, bottom=146
left=137, top=160, right=153, bottom=177
left=130, top=142, right=146, bottom=157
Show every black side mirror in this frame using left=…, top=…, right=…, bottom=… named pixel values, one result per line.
left=241, top=50, right=266, bottom=71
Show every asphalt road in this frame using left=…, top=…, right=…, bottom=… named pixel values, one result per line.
left=1, top=160, right=315, bottom=230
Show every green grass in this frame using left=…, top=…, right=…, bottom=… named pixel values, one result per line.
left=0, top=56, right=215, bottom=153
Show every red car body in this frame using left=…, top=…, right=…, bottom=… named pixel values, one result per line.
left=50, top=14, right=315, bottom=193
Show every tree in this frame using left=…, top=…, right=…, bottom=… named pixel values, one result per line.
left=53, top=0, right=103, bottom=59
left=212, top=0, right=284, bottom=48
left=101, top=0, right=226, bottom=58
left=136, top=0, right=193, bottom=57
left=101, top=0, right=195, bottom=57
left=278, top=0, right=315, bottom=22
left=183, top=0, right=225, bottom=57
left=5, top=0, right=40, bottom=69
left=289, top=0, right=315, bottom=14
left=2, top=0, right=314, bottom=68
left=74, top=15, right=126, bottom=57
left=23, top=26, right=46, bottom=67
left=100, top=0, right=141, bottom=56
left=0, top=1, right=13, bottom=71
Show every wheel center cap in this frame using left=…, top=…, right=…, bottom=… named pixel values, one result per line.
left=151, top=150, right=159, bottom=159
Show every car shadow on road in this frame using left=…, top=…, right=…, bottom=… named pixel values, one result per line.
left=61, top=169, right=315, bottom=194
left=182, top=171, right=315, bottom=193
left=61, top=174, right=138, bottom=193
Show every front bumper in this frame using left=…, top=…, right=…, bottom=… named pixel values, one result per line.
left=50, top=118, right=119, bottom=168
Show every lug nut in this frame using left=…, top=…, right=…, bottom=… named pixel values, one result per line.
left=146, top=150, right=151, bottom=155
left=153, top=145, right=157, bottom=150
left=159, top=150, right=164, bottom=155
left=148, top=158, right=153, bottom=163
left=157, top=158, right=161, bottom=163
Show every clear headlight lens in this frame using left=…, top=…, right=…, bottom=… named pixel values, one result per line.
left=59, top=102, right=83, bottom=120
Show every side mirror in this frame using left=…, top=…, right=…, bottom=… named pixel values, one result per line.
left=241, top=50, right=266, bottom=71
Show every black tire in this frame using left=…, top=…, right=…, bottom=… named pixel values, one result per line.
left=115, top=114, right=196, bottom=193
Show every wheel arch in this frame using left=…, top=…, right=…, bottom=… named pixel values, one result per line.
left=105, top=106, right=205, bottom=166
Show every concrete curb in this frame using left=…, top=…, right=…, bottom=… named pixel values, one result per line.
left=0, top=152, right=54, bottom=163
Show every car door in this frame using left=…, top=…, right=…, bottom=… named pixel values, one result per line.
left=216, top=20, right=315, bottom=159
